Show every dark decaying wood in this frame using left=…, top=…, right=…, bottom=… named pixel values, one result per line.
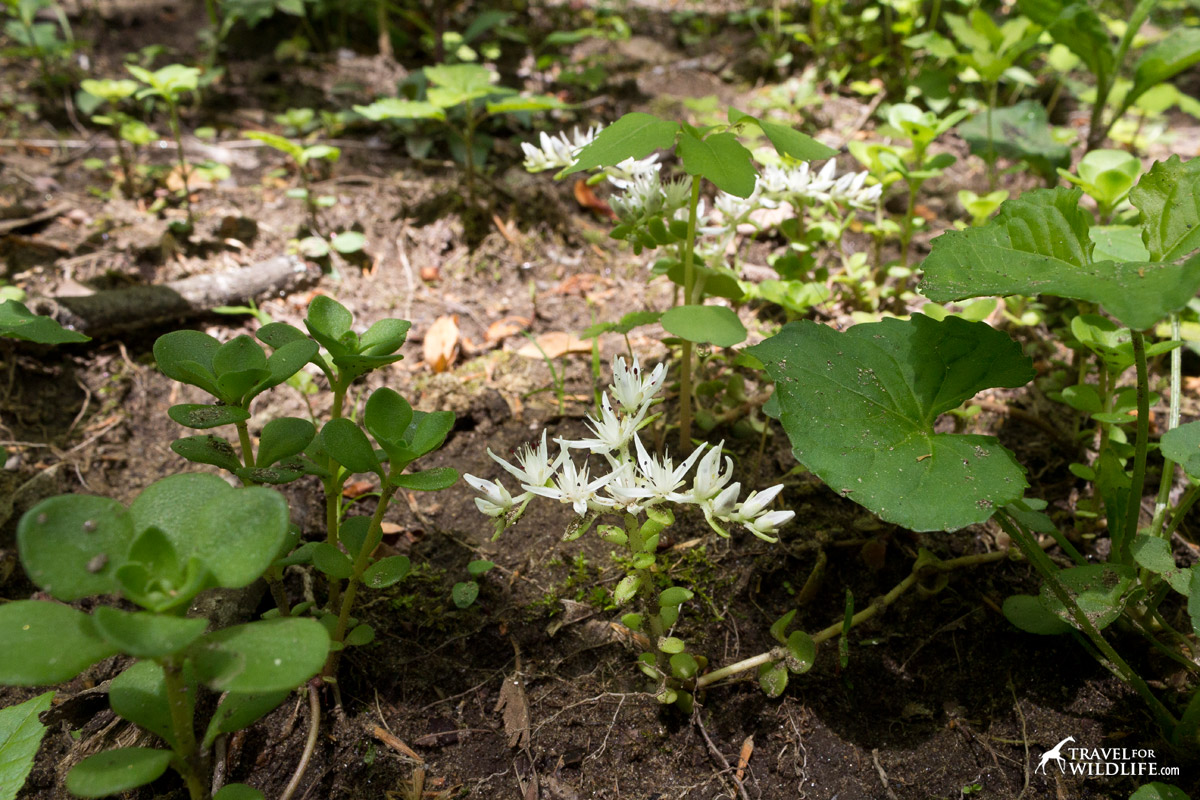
left=29, top=255, right=320, bottom=337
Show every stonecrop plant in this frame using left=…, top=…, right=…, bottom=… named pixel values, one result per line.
left=465, top=357, right=801, bottom=710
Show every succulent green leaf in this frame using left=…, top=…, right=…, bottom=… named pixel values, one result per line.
left=661, top=305, right=746, bottom=347
left=1129, top=783, right=1192, bottom=800
left=66, top=748, right=172, bottom=797
left=1130, top=30, right=1200, bottom=109
left=243, top=130, right=302, bottom=160
left=171, top=435, right=243, bottom=472
left=154, top=330, right=220, bottom=395
left=1002, top=593, right=1073, bottom=634
left=255, top=417, right=316, bottom=467
left=364, top=387, right=413, bottom=451
left=331, top=231, right=365, bottom=254
left=129, top=474, right=290, bottom=589
left=167, top=404, right=251, bottom=430
left=769, top=610, right=797, bottom=645
left=563, top=112, right=680, bottom=175
left=658, top=587, right=693, bottom=607
left=393, top=467, right=459, bottom=491
left=109, top=661, right=183, bottom=746
left=258, top=339, right=319, bottom=393
left=18, top=494, right=131, bottom=600
left=256, top=322, right=309, bottom=350
left=202, top=691, right=289, bottom=750
left=1040, top=564, right=1136, bottom=631
left=919, top=187, right=1200, bottom=330
left=1160, top=421, right=1200, bottom=479
left=747, top=315, right=1033, bottom=531
left=92, top=607, right=208, bottom=659
left=345, top=623, right=374, bottom=646
left=467, top=559, right=494, bottom=578
left=657, top=636, right=685, bottom=654
left=784, top=631, right=815, bottom=674
left=213, top=335, right=268, bottom=376
left=957, top=101, right=1070, bottom=183
left=581, top=310, right=663, bottom=339
left=321, top=418, right=381, bottom=475
left=0, top=601, right=118, bottom=685
left=1131, top=535, right=1192, bottom=595
left=311, top=542, right=353, bottom=579
left=452, top=581, right=480, bottom=608
left=305, top=295, right=354, bottom=347
left=676, top=130, right=756, bottom=197
left=338, top=516, right=371, bottom=560
left=364, top=556, right=411, bottom=589
left=359, top=318, right=411, bottom=355
left=0, top=690, right=53, bottom=800
left=213, top=785, right=266, bottom=800
left=757, top=661, right=788, bottom=698
left=613, top=574, right=641, bottom=605
left=190, top=618, right=329, bottom=693
left=669, top=653, right=699, bottom=681
left=1130, top=156, right=1200, bottom=262
left=407, top=410, right=455, bottom=457
left=0, top=300, right=89, bottom=343
left=353, top=98, right=445, bottom=122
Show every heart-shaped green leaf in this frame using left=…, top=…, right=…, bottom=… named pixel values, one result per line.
left=784, top=631, right=815, bottom=674
left=190, top=617, right=329, bottom=693
left=1002, top=593, right=1072, bottom=635
left=1040, top=564, right=1136, bottom=631
left=255, top=417, right=316, bottom=467
left=167, top=404, right=251, bottom=430
left=757, top=661, right=788, bottom=698
left=452, top=581, right=480, bottom=608
left=677, top=130, right=756, bottom=198
left=66, top=748, right=172, bottom=797
left=129, top=474, right=290, bottom=589
left=661, top=305, right=746, bottom=347
left=109, top=661, right=185, bottom=746
left=748, top=315, right=1033, bottom=531
left=201, top=690, right=289, bottom=750
left=563, top=112, right=680, bottom=175
left=0, top=601, right=118, bottom=685
left=171, top=435, right=243, bottom=472
left=1130, top=155, right=1200, bottom=262
left=0, top=300, right=90, bottom=344
left=364, top=556, right=410, bottom=589
left=393, top=467, right=459, bottom=491
left=919, top=187, right=1200, bottom=330
left=92, top=607, right=208, bottom=659
left=18, top=495, right=131, bottom=600
left=321, top=418, right=381, bottom=475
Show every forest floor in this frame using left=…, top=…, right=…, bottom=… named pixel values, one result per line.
left=2, top=1, right=1199, bottom=798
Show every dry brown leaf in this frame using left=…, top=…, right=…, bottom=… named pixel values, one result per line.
left=494, top=674, right=531, bottom=749
left=516, top=332, right=591, bottom=360
left=486, top=316, right=531, bottom=344
left=343, top=480, right=375, bottom=499
left=424, top=315, right=460, bottom=372
left=573, top=178, right=615, bottom=219
left=547, top=273, right=600, bottom=296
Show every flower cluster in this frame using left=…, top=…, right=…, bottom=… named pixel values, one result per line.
left=465, top=357, right=794, bottom=542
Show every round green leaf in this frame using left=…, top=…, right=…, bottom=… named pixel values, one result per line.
left=393, top=467, right=459, bottom=491
left=214, top=784, right=266, bottom=800
left=109, top=661, right=181, bottom=746
left=153, top=330, right=220, bottom=396
left=18, top=495, right=132, bottom=600
left=92, top=607, right=208, bottom=659
left=364, top=387, right=413, bottom=451
left=408, top=411, right=455, bottom=458
left=202, top=691, right=289, bottom=750
left=658, top=587, right=693, bottom=607
left=747, top=315, right=1033, bottom=531
left=669, top=652, right=699, bottom=680
left=359, top=318, right=411, bottom=356
left=129, top=474, right=290, bottom=589
left=1002, top=594, right=1073, bottom=635
left=613, top=575, right=641, bottom=605
left=467, top=559, right=494, bottom=578
left=0, top=602, right=118, bottom=685
left=657, top=636, right=685, bottom=655
left=1161, top=421, right=1200, bottom=479
left=66, top=748, right=171, bottom=797
left=757, top=661, right=788, bottom=698
left=784, top=630, right=815, bottom=674
left=305, top=295, right=353, bottom=342
left=331, top=231, right=366, bottom=254
left=256, top=417, right=316, bottom=468
left=312, top=542, right=353, bottom=580
left=345, top=623, right=374, bottom=646
left=661, top=305, right=746, bottom=347
left=321, top=418, right=381, bottom=475
left=364, top=556, right=411, bottom=589
left=171, top=435, right=243, bottom=472
left=167, top=404, right=250, bottom=430
left=452, top=581, right=479, bottom=608
left=191, top=617, right=330, bottom=693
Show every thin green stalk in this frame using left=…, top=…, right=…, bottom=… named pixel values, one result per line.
left=678, top=179, right=702, bottom=450
left=1124, top=330, right=1151, bottom=543
left=162, top=658, right=206, bottom=800
left=235, top=421, right=255, bottom=470
left=996, top=513, right=1178, bottom=733
left=985, top=81, right=998, bottom=189
left=167, top=102, right=192, bottom=226
left=1163, top=482, right=1200, bottom=541
left=1151, top=315, right=1182, bottom=538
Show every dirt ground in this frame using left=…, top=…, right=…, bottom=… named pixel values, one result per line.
left=2, top=1, right=1199, bottom=799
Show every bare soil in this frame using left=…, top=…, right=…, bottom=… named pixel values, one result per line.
left=2, top=2, right=1199, bottom=799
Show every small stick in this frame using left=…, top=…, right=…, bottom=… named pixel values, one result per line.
left=371, top=725, right=424, bottom=764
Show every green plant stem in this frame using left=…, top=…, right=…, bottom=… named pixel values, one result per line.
left=167, top=102, right=192, bottom=226
left=1151, top=315, right=1182, bottom=539
left=235, top=421, right=255, bottom=470
left=462, top=112, right=478, bottom=209
left=995, top=513, right=1178, bottom=733
left=162, top=658, right=206, bottom=800
left=1163, top=482, right=1200, bottom=540
left=326, top=481, right=398, bottom=676
left=678, top=179, right=702, bottom=451
left=1124, top=330, right=1151, bottom=543
left=985, top=81, right=998, bottom=189
left=695, top=549, right=1010, bottom=689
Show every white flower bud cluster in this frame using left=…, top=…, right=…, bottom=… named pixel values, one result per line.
left=465, top=357, right=795, bottom=543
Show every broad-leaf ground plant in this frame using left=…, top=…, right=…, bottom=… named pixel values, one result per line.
left=753, top=155, right=1200, bottom=747
left=465, top=356, right=802, bottom=710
